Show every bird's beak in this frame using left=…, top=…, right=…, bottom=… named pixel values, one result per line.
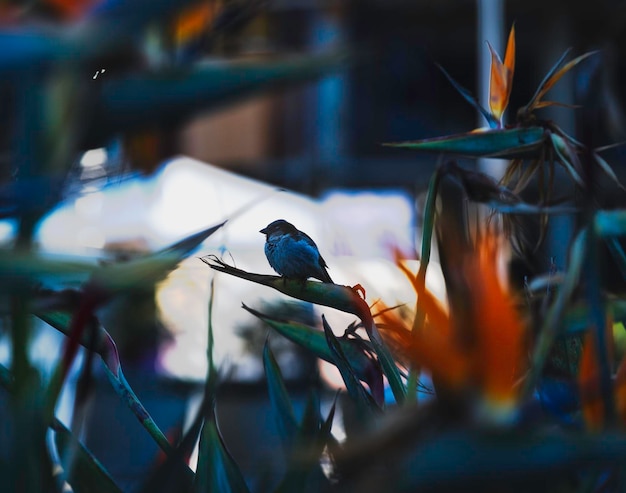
left=259, top=227, right=267, bottom=234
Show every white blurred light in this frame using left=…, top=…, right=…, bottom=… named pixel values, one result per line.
left=80, top=148, right=107, bottom=168
left=321, top=189, right=415, bottom=259
left=0, top=220, right=16, bottom=244
left=74, top=191, right=103, bottom=218
left=77, top=226, right=105, bottom=249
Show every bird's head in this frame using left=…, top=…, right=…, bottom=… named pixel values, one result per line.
left=260, top=219, right=296, bottom=237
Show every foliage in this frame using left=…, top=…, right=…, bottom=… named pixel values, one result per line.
left=203, top=24, right=626, bottom=492
left=3, top=7, right=626, bottom=493
left=0, top=0, right=346, bottom=492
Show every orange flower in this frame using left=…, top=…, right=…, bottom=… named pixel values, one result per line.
left=379, top=232, right=527, bottom=422
left=488, top=24, right=515, bottom=126
left=578, top=315, right=618, bottom=431
left=174, top=3, right=217, bottom=47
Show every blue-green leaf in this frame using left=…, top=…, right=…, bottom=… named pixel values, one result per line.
left=436, top=63, right=498, bottom=129
left=322, top=316, right=379, bottom=415
left=53, top=421, right=123, bottom=493
left=86, top=53, right=348, bottom=147
left=263, top=342, right=298, bottom=449
left=385, top=127, right=545, bottom=159
left=194, top=408, right=250, bottom=493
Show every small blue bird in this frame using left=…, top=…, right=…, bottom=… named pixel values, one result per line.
left=260, top=219, right=333, bottom=283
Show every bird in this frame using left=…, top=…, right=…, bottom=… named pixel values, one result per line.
left=260, top=219, right=333, bottom=283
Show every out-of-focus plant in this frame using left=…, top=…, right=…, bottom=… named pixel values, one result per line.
left=203, top=24, right=626, bottom=493
left=0, top=0, right=348, bottom=492
left=8, top=3, right=626, bottom=491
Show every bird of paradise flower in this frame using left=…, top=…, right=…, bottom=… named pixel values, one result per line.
left=377, top=229, right=527, bottom=424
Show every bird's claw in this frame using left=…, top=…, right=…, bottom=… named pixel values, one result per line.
left=351, top=283, right=366, bottom=299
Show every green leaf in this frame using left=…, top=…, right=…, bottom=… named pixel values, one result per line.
left=274, top=391, right=333, bottom=493
left=90, top=222, right=226, bottom=294
left=523, top=228, right=587, bottom=396
left=263, top=342, right=299, bottom=449
left=522, top=49, right=572, bottom=114
left=194, top=408, right=251, bottom=493
left=384, top=127, right=545, bottom=159
left=606, top=238, right=626, bottom=282
left=36, top=311, right=120, bottom=374
left=595, top=211, right=626, bottom=237
left=205, top=257, right=372, bottom=325
left=53, top=421, right=123, bottom=493
left=37, top=310, right=177, bottom=457
left=367, top=332, right=406, bottom=405
left=436, top=63, right=498, bottom=129
left=594, top=152, right=626, bottom=191
left=562, top=299, right=626, bottom=334
left=322, top=316, right=379, bottom=415
left=524, top=50, right=598, bottom=115
left=86, top=53, right=349, bottom=147
left=0, top=251, right=95, bottom=287
left=244, top=304, right=376, bottom=387
left=274, top=392, right=334, bottom=493
left=549, top=133, right=585, bottom=188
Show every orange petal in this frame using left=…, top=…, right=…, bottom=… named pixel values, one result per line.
left=379, top=307, right=468, bottom=390
left=503, top=24, right=516, bottom=80
left=579, top=331, right=605, bottom=431
left=174, top=3, right=216, bottom=46
left=578, top=316, right=614, bottom=432
left=467, top=235, right=526, bottom=411
left=381, top=259, right=468, bottom=390
left=527, top=51, right=597, bottom=113
left=487, top=42, right=510, bottom=124
left=394, top=256, right=450, bottom=337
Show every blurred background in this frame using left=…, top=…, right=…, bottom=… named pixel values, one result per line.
left=3, top=0, right=626, bottom=490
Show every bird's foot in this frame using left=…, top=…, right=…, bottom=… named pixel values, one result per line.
left=351, top=283, right=366, bottom=299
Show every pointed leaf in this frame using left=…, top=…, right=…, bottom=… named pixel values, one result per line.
left=262, top=342, right=298, bottom=448
left=596, top=211, right=626, bottom=237
left=0, top=251, right=95, bottom=287
left=91, top=221, right=226, bottom=293
left=385, top=127, right=545, bottom=159
left=322, top=316, right=379, bottom=414
left=367, top=331, right=407, bottom=405
left=37, top=311, right=121, bottom=376
left=523, top=229, right=587, bottom=395
left=243, top=304, right=375, bottom=387
left=594, top=152, right=626, bottom=191
left=194, top=408, right=251, bottom=493
left=436, top=63, right=498, bottom=128
left=205, top=257, right=372, bottom=325
left=53, top=421, right=123, bottom=493
left=274, top=391, right=334, bottom=493
left=299, top=390, right=322, bottom=439
left=512, top=159, right=540, bottom=193
left=550, top=133, right=585, bottom=188
left=606, top=238, right=626, bottom=282
left=523, top=49, right=571, bottom=113
left=36, top=309, right=176, bottom=456
left=526, top=50, right=597, bottom=113
left=108, top=368, right=176, bottom=456
left=533, top=101, right=581, bottom=110
left=86, top=53, right=348, bottom=146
